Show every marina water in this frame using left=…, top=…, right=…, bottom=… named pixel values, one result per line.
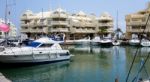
left=0, top=45, right=150, bottom=82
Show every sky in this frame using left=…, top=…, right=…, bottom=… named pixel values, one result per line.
left=0, top=0, right=150, bottom=33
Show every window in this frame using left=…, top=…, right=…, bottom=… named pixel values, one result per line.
left=48, top=20, right=51, bottom=24
left=32, top=27, right=36, bottom=29
left=40, top=19, right=45, bottom=23
left=23, top=27, right=28, bottom=29
left=39, top=44, right=53, bottom=47
left=59, top=52, right=70, bottom=56
left=23, top=14, right=27, bottom=16
left=38, top=27, right=42, bottom=29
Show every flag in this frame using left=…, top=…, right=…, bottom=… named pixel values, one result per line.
left=0, top=23, right=10, bottom=32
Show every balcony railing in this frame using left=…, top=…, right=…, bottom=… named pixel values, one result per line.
left=51, top=14, right=67, bottom=18
left=20, top=28, right=30, bottom=33
left=126, top=22, right=146, bottom=26
left=98, top=23, right=113, bottom=27
left=50, top=28, right=69, bottom=32
left=20, top=16, right=28, bottom=20
left=126, top=28, right=150, bottom=32
left=71, top=28, right=95, bottom=33
left=30, top=29, right=44, bottom=33
left=21, top=23, right=30, bottom=27
left=50, top=21, right=69, bottom=26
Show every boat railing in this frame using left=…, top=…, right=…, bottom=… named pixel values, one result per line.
left=8, top=47, right=66, bottom=55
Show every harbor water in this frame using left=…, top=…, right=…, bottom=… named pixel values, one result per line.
left=0, top=45, right=150, bottom=82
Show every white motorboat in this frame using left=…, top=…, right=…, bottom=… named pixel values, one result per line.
left=74, top=37, right=91, bottom=45
left=91, top=36, right=101, bottom=45
left=129, top=38, right=140, bottom=46
left=0, top=37, right=73, bottom=64
left=112, top=40, right=121, bottom=46
left=140, top=39, right=150, bottom=47
left=99, top=37, right=112, bottom=46
left=129, top=34, right=140, bottom=46
left=143, top=80, right=150, bottom=82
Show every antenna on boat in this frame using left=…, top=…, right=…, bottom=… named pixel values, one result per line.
left=4, top=0, right=16, bottom=47
left=116, top=10, right=119, bottom=40
left=116, top=10, right=118, bottom=29
left=4, top=0, right=9, bottom=47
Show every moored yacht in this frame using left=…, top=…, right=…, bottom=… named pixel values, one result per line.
left=140, top=39, right=150, bottom=47
left=112, top=40, right=121, bottom=46
left=0, top=37, right=73, bottom=64
left=129, top=38, right=140, bottom=46
left=91, top=36, right=101, bottom=45
left=74, top=37, right=91, bottom=45
left=129, top=34, right=140, bottom=46
left=99, top=37, right=112, bottom=46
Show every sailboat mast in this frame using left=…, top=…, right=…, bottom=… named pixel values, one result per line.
left=5, top=0, right=8, bottom=24
left=116, top=10, right=118, bottom=29
left=4, top=0, right=8, bottom=47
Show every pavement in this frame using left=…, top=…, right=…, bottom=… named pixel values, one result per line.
left=0, top=73, right=11, bottom=82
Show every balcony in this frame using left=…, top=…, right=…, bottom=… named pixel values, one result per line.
left=98, top=23, right=113, bottom=27
left=126, top=28, right=150, bottom=33
left=51, top=14, right=67, bottom=18
left=71, top=28, right=95, bottom=33
left=20, top=28, right=30, bottom=33
left=20, top=16, right=33, bottom=21
left=126, top=22, right=146, bottom=26
left=21, top=23, right=30, bottom=27
left=50, top=21, right=69, bottom=26
left=84, top=23, right=96, bottom=27
left=20, top=16, right=28, bottom=20
left=36, top=22, right=47, bottom=26
left=50, top=28, right=69, bottom=32
left=30, top=29, right=44, bottom=33
left=106, top=29, right=113, bottom=33
left=29, top=23, right=38, bottom=27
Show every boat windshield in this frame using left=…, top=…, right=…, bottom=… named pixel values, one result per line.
left=28, top=42, right=41, bottom=47
left=39, top=44, right=53, bottom=47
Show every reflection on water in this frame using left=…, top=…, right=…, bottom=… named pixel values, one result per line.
left=0, top=45, right=150, bottom=82
left=0, top=61, right=70, bottom=82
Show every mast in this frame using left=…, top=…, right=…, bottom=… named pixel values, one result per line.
left=4, top=0, right=16, bottom=47
left=116, top=10, right=118, bottom=29
left=42, top=8, right=44, bottom=37
left=5, top=0, right=8, bottom=24
left=115, top=10, right=119, bottom=39
left=4, top=0, right=8, bottom=47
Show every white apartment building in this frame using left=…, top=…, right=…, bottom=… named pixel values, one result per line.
left=20, top=8, right=114, bottom=40
left=0, top=18, right=17, bottom=38
left=125, top=2, right=150, bottom=39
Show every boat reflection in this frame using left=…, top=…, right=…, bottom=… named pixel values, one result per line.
left=0, top=61, right=70, bottom=82
left=70, top=45, right=113, bottom=54
left=127, top=47, right=150, bottom=57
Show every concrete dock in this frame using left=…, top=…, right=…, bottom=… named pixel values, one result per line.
left=0, top=73, right=11, bottom=82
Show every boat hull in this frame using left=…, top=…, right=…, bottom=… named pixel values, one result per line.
left=100, top=42, right=112, bottom=46
left=112, top=41, right=121, bottom=46
left=129, top=39, right=140, bottom=46
left=141, top=42, right=150, bottom=47
left=129, top=42, right=140, bottom=46
left=0, top=53, right=71, bottom=64
left=74, top=41, right=91, bottom=45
